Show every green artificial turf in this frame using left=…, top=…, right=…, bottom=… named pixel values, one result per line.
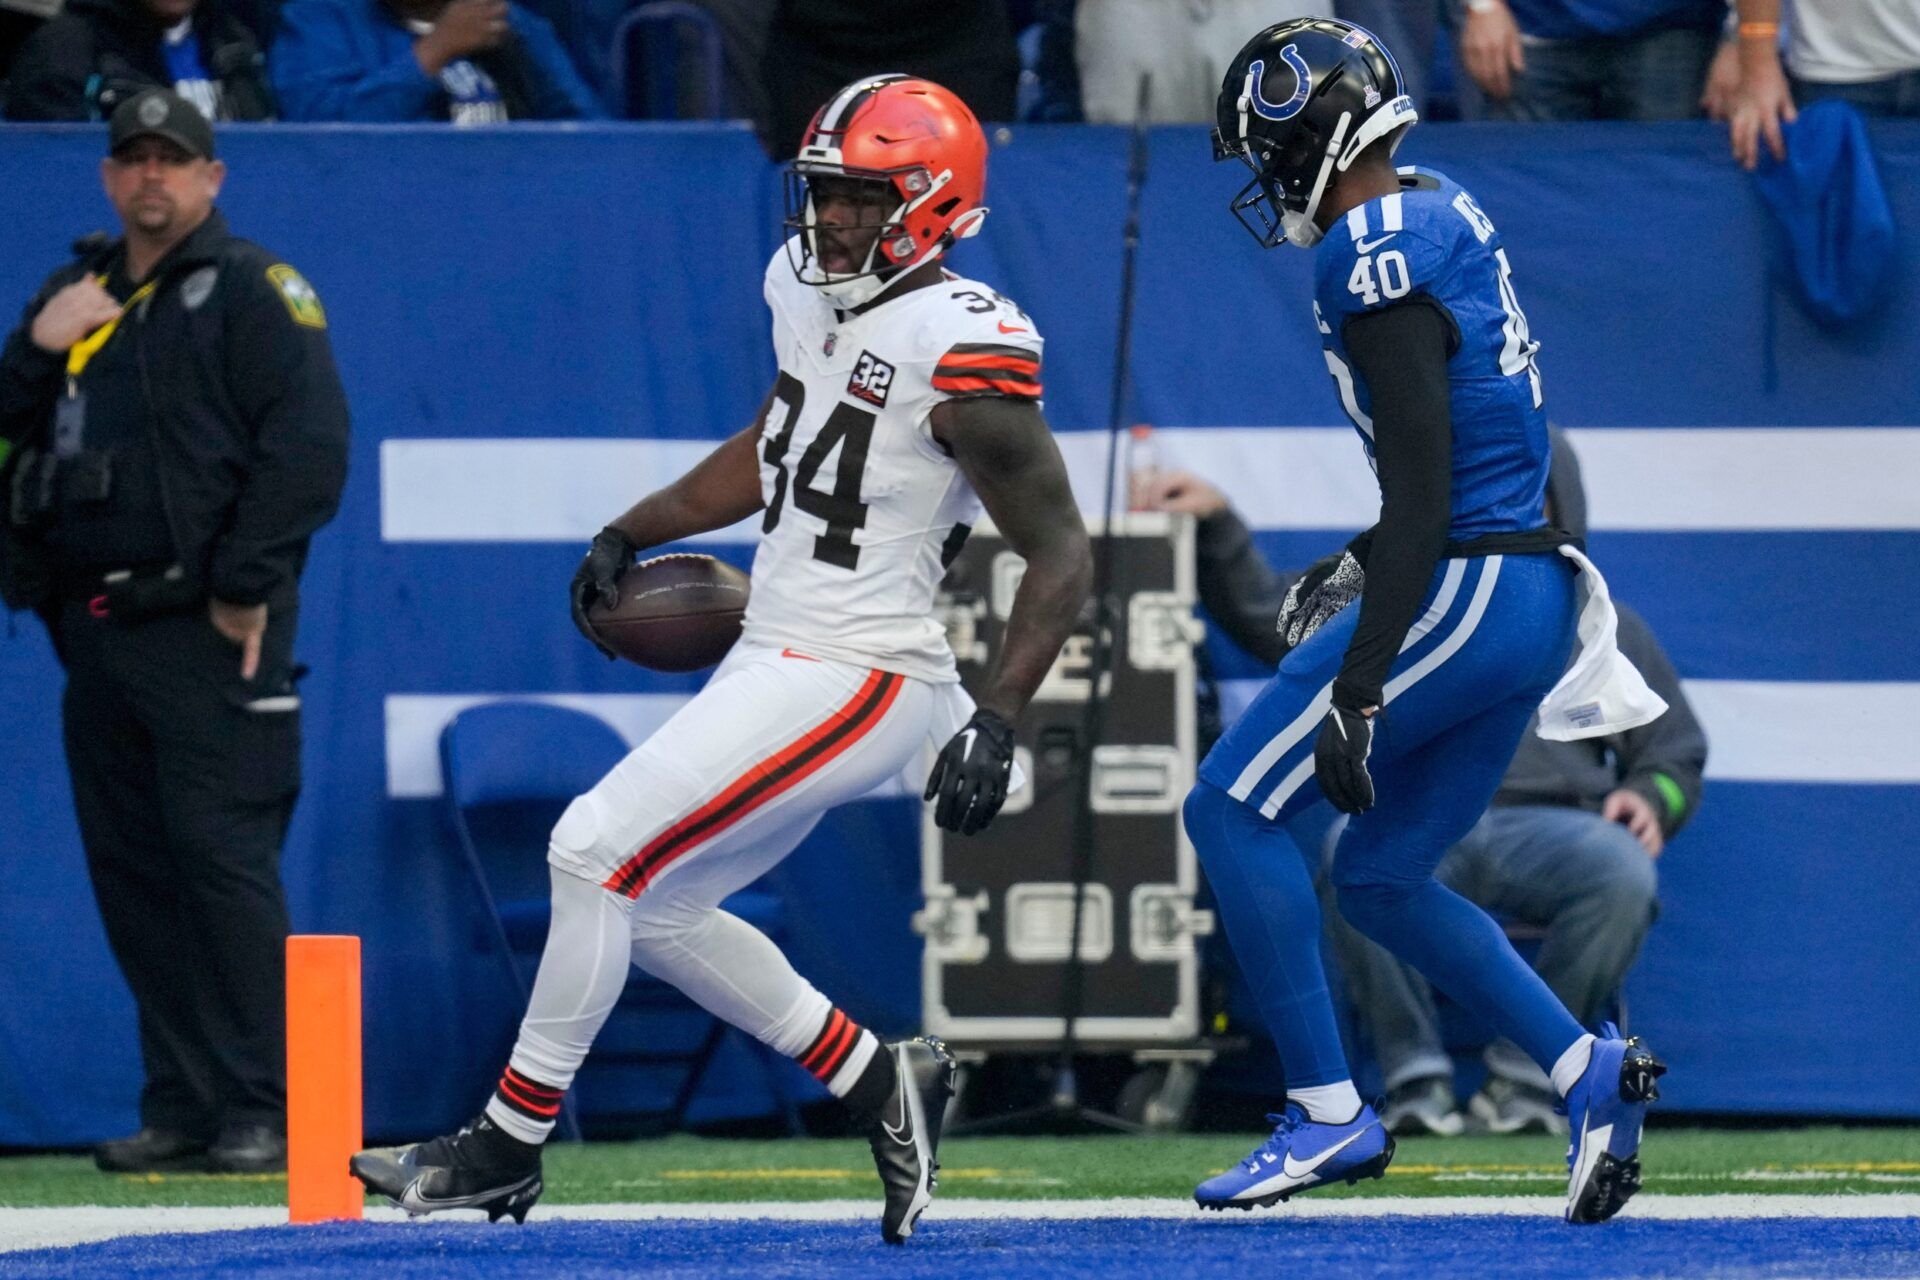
left=1, top=1128, right=1915, bottom=1208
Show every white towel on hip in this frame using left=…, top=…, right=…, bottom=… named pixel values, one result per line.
left=1535, top=545, right=1668, bottom=741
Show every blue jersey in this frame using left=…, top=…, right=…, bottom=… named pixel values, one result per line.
left=1313, top=167, right=1550, bottom=540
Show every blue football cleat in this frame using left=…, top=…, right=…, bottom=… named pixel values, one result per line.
left=1563, top=1022, right=1666, bottom=1224
left=1195, top=1103, right=1394, bottom=1210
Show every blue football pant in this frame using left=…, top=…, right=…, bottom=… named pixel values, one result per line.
left=1188, top=554, right=1588, bottom=1088
left=1324, top=805, right=1659, bottom=1093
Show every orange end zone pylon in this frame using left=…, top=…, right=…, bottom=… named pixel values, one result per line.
left=286, top=935, right=364, bottom=1223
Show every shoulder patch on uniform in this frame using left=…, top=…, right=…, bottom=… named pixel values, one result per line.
left=266, top=264, right=326, bottom=329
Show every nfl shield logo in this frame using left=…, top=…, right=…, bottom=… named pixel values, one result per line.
left=823, top=332, right=838, bottom=356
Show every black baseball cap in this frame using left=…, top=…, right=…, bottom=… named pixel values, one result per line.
left=108, top=90, right=215, bottom=160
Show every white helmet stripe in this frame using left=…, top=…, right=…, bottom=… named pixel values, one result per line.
left=814, top=73, right=907, bottom=137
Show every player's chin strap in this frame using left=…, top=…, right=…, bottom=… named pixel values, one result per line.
left=1280, top=111, right=1351, bottom=249
left=814, top=206, right=991, bottom=310
left=1280, top=95, right=1419, bottom=250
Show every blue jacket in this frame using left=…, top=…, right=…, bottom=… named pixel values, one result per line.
left=1506, top=0, right=1724, bottom=41
left=271, top=0, right=604, bottom=121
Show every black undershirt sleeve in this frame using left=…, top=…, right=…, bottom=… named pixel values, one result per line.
left=1332, top=297, right=1457, bottom=711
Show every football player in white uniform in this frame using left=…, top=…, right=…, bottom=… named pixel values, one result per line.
left=353, top=76, right=1092, bottom=1245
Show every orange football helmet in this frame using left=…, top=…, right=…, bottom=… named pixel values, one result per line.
left=785, top=75, right=990, bottom=308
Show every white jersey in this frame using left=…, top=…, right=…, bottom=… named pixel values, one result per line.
left=1789, top=0, right=1920, bottom=83
left=742, top=240, right=1045, bottom=683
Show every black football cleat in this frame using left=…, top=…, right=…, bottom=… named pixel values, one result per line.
left=350, top=1113, right=543, bottom=1222
left=865, top=1037, right=956, bottom=1244
left=93, top=1127, right=210, bottom=1173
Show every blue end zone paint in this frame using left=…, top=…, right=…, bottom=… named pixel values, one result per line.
left=5, top=1218, right=1918, bottom=1280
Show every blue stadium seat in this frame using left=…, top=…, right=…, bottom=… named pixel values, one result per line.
left=439, top=701, right=799, bottom=1138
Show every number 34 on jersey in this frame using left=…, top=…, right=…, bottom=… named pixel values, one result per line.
left=740, top=240, right=1046, bottom=682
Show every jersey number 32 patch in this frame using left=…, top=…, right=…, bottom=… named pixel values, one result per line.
left=847, top=350, right=895, bottom=408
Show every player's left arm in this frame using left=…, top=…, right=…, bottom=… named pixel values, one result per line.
left=924, top=394, right=1093, bottom=833
left=1313, top=297, right=1456, bottom=814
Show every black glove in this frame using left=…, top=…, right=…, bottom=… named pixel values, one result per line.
left=1313, top=703, right=1376, bottom=815
left=924, top=708, right=1017, bottom=836
left=569, top=526, right=636, bottom=659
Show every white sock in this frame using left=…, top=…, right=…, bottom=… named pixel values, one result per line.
left=1551, top=1034, right=1598, bottom=1099
left=484, top=867, right=633, bottom=1144
left=626, top=901, right=879, bottom=1096
left=1290, top=1080, right=1364, bottom=1124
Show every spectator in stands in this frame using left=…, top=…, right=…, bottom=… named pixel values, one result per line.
left=1011, top=0, right=1080, bottom=122
left=270, top=0, right=601, bottom=121
left=761, top=0, right=1017, bottom=157
left=1074, top=0, right=1326, bottom=125
left=1337, top=0, right=1439, bottom=114
left=1723, top=0, right=1920, bottom=169
left=663, top=0, right=775, bottom=125
left=1141, top=431, right=1706, bottom=1137
left=4, top=0, right=273, bottom=121
left=2, top=0, right=60, bottom=109
left=1456, top=0, right=1722, bottom=120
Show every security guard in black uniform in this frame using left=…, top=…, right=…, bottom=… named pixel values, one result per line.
left=0, top=90, right=349, bottom=1173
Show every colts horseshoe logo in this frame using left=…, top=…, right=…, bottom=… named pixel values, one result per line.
left=1245, top=44, right=1313, bottom=122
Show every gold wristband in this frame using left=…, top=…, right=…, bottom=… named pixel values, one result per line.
left=1738, top=21, right=1780, bottom=39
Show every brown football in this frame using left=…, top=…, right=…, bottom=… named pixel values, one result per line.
left=587, top=553, right=749, bottom=672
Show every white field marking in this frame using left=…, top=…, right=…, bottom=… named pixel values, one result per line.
left=6, top=1196, right=1920, bottom=1253
left=1732, top=1171, right=1920, bottom=1184
left=1434, top=1171, right=1920, bottom=1185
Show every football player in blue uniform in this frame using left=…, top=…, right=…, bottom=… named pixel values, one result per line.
left=1187, top=18, right=1666, bottom=1224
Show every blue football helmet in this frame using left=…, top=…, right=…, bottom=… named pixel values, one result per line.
left=1212, top=17, right=1420, bottom=249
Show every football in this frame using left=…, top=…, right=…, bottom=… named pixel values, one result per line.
left=587, top=553, right=749, bottom=672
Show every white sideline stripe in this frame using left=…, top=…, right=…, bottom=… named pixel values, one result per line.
left=5, top=1196, right=1918, bottom=1253
left=383, top=694, right=913, bottom=800
left=378, top=428, right=1920, bottom=542
left=1214, top=678, right=1920, bottom=786
left=389, top=678, right=1920, bottom=799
